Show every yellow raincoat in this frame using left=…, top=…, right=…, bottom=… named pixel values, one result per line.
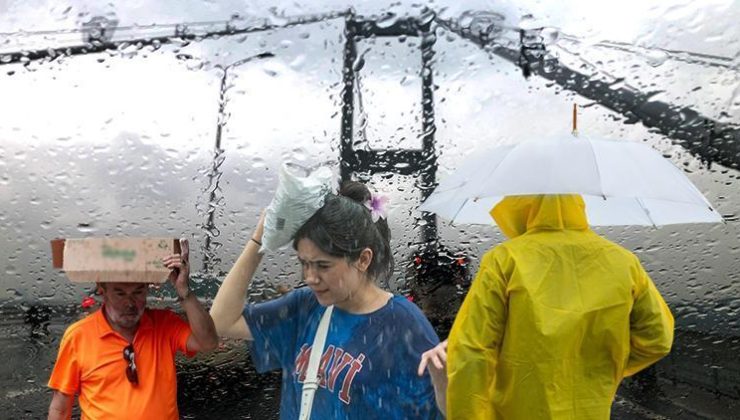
left=446, top=195, right=674, bottom=420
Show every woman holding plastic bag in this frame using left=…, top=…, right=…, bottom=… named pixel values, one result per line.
left=210, top=169, right=444, bottom=419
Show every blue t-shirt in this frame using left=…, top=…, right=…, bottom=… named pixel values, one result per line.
left=243, top=287, right=443, bottom=420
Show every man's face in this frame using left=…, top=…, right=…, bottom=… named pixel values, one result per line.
left=99, top=282, right=148, bottom=331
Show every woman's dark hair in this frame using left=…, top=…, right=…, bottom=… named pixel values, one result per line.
left=292, top=181, right=393, bottom=282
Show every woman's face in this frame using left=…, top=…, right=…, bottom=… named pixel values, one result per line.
left=296, top=238, right=372, bottom=308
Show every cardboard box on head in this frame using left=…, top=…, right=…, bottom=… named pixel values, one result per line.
left=51, top=238, right=181, bottom=283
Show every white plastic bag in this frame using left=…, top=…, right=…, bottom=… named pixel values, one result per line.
left=261, top=162, right=336, bottom=253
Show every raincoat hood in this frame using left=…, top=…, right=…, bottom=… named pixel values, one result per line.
left=490, top=194, right=589, bottom=239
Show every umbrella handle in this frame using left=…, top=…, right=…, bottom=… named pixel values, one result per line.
left=572, top=103, right=578, bottom=136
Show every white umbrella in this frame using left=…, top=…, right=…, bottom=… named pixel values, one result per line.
left=420, top=136, right=724, bottom=226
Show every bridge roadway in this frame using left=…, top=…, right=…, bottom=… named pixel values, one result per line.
left=0, top=305, right=737, bottom=419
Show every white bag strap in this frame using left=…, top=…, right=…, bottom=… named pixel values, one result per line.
left=299, top=305, right=334, bottom=420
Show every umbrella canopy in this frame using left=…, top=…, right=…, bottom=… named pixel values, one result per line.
left=420, top=136, right=724, bottom=226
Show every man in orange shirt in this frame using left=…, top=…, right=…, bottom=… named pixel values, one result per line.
left=47, top=239, right=218, bottom=420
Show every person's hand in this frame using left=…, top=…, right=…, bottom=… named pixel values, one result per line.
left=254, top=210, right=266, bottom=242
left=162, top=238, right=191, bottom=300
left=418, top=339, right=449, bottom=416
left=418, top=339, right=448, bottom=378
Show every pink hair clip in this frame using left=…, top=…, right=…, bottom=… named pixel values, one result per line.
left=365, top=192, right=390, bottom=222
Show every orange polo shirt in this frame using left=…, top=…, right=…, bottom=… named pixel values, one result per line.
left=48, top=307, right=194, bottom=420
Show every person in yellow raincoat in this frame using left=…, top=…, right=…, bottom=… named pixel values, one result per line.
left=445, top=194, right=674, bottom=419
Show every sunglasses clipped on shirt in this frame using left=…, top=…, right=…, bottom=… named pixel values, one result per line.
left=123, top=344, right=139, bottom=385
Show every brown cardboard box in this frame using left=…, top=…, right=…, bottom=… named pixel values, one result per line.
left=50, top=237, right=181, bottom=283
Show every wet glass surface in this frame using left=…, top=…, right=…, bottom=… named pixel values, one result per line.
left=1, top=1, right=738, bottom=418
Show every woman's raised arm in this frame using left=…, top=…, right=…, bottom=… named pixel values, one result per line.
left=209, top=213, right=265, bottom=340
